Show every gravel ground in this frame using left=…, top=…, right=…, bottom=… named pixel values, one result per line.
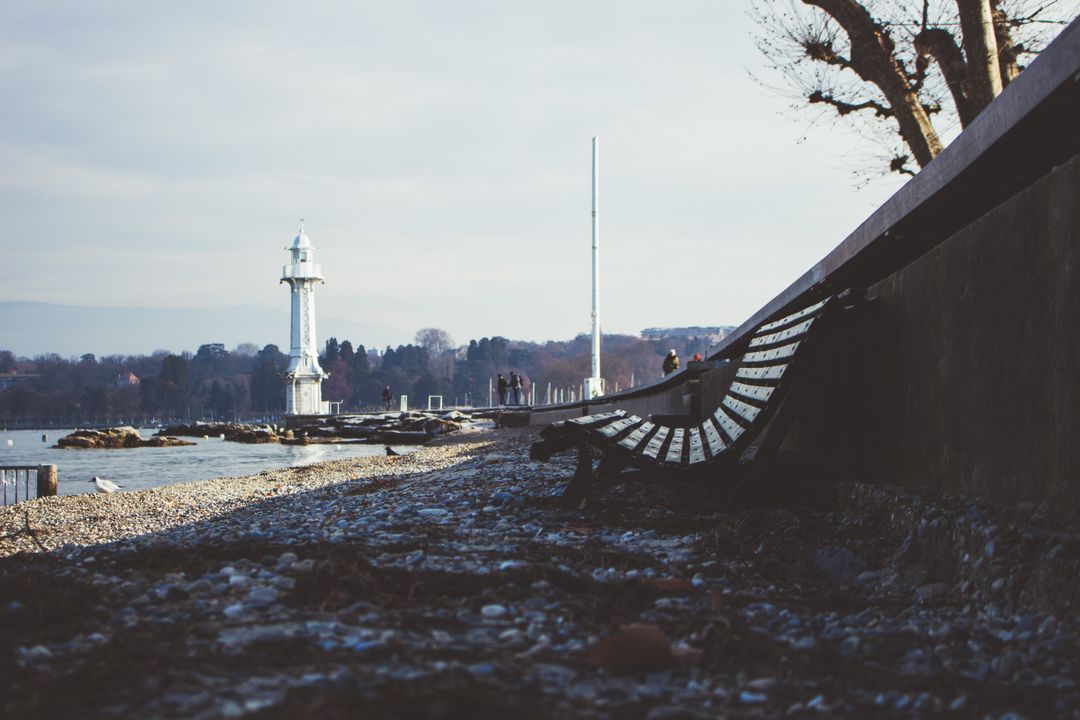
left=2, top=425, right=1079, bottom=719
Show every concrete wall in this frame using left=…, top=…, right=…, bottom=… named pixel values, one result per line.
left=865, top=154, right=1080, bottom=508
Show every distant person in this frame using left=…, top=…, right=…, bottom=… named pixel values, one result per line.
left=382, top=386, right=393, bottom=411
left=662, top=349, right=680, bottom=376
left=496, top=373, right=508, bottom=405
left=692, top=353, right=702, bottom=362
left=510, top=371, right=522, bottom=405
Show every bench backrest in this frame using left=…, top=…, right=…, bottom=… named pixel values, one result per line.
left=571, top=297, right=834, bottom=468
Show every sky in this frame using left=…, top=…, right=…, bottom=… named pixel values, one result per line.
left=0, top=0, right=915, bottom=354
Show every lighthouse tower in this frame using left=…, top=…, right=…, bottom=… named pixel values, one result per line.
left=281, top=221, right=329, bottom=415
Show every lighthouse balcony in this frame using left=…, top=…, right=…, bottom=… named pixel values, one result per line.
left=282, top=263, right=323, bottom=280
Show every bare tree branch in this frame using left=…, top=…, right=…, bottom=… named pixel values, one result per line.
left=803, top=0, right=944, bottom=166
left=808, top=89, right=894, bottom=116
left=890, top=155, right=919, bottom=175
left=750, top=0, right=1075, bottom=179
left=914, top=26, right=976, bottom=124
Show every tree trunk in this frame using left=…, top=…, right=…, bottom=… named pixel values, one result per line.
left=957, top=0, right=1004, bottom=114
left=989, top=0, right=1021, bottom=87
left=914, top=27, right=976, bottom=126
left=804, top=0, right=944, bottom=167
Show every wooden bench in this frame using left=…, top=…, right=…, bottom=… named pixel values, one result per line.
left=530, top=296, right=846, bottom=505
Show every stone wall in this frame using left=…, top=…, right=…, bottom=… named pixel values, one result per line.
left=863, top=154, right=1080, bottom=509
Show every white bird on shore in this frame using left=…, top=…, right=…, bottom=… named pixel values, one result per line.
left=89, top=476, right=120, bottom=494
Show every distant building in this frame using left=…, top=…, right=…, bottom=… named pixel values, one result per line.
left=640, top=326, right=734, bottom=344
left=196, top=343, right=228, bottom=358
left=115, top=372, right=140, bottom=389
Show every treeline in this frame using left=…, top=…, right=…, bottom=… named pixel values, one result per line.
left=0, top=328, right=719, bottom=424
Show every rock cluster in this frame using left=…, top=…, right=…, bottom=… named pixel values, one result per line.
left=3, top=426, right=1079, bottom=718
left=292, top=410, right=474, bottom=445
left=157, top=411, right=477, bottom=446
left=55, top=426, right=194, bottom=449
left=155, top=422, right=279, bottom=443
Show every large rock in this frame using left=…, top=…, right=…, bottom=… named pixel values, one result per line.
left=142, top=435, right=198, bottom=448
left=156, top=422, right=254, bottom=439
left=56, top=427, right=195, bottom=449
left=283, top=411, right=474, bottom=446
left=229, top=428, right=280, bottom=444
left=157, top=422, right=282, bottom=444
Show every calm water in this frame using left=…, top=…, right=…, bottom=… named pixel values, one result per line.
left=0, top=428, right=409, bottom=498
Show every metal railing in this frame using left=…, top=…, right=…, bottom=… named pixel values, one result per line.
left=1, top=465, right=57, bottom=506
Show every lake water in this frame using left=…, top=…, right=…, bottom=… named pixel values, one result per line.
left=0, top=428, right=409, bottom=499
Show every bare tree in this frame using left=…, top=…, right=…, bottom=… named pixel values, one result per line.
left=752, top=0, right=1077, bottom=177
left=415, top=327, right=455, bottom=356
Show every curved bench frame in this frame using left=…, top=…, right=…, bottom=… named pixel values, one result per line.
left=530, top=296, right=845, bottom=505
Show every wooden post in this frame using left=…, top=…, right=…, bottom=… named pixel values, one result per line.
left=37, top=464, right=57, bottom=497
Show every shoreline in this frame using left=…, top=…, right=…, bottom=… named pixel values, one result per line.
left=0, top=426, right=495, bottom=559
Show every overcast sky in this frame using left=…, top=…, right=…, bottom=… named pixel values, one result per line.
left=1, top=0, right=916, bottom=352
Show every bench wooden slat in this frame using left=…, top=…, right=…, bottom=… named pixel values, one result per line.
left=596, top=415, right=643, bottom=438
left=687, top=427, right=706, bottom=464
left=723, top=395, right=761, bottom=423
left=664, top=428, right=685, bottom=464
left=729, top=382, right=775, bottom=403
left=641, top=426, right=669, bottom=459
left=618, top=421, right=656, bottom=451
left=757, top=298, right=828, bottom=333
left=567, top=410, right=626, bottom=426
left=713, top=406, right=746, bottom=443
left=743, top=340, right=800, bottom=365
left=749, top=317, right=815, bottom=348
left=737, top=364, right=788, bottom=381
left=702, top=419, right=727, bottom=457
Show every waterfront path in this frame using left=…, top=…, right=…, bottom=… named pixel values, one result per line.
left=2, top=426, right=1078, bottom=718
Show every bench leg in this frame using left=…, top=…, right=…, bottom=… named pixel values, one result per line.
left=560, top=441, right=595, bottom=509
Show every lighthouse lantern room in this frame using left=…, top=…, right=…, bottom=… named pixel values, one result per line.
left=281, top=220, right=330, bottom=415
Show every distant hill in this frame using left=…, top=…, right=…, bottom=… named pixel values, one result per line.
left=0, top=301, right=409, bottom=358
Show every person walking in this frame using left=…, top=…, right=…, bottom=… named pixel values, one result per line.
left=496, top=373, right=508, bottom=406
left=662, top=349, right=680, bottom=376
left=382, top=385, right=393, bottom=411
left=510, top=371, right=522, bottom=405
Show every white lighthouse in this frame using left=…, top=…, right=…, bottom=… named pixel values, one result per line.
left=281, top=220, right=329, bottom=415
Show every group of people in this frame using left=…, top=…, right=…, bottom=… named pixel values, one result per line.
left=495, top=371, right=526, bottom=406
left=662, top=349, right=702, bottom=376
left=381, top=353, right=692, bottom=412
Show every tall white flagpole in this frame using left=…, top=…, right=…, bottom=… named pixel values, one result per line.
left=585, top=137, right=603, bottom=399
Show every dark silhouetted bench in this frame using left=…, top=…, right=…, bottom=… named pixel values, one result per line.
left=530, top=296, right=845, bottom=505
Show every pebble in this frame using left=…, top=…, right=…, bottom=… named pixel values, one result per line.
left=249, top=587, right=279, bottom=605
left=223, top=604, right=246, bottom=619
left=481, top=604, right=509, bottom=619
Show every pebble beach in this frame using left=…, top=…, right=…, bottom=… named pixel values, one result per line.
left=3, top=425, right=1080, bottom=718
